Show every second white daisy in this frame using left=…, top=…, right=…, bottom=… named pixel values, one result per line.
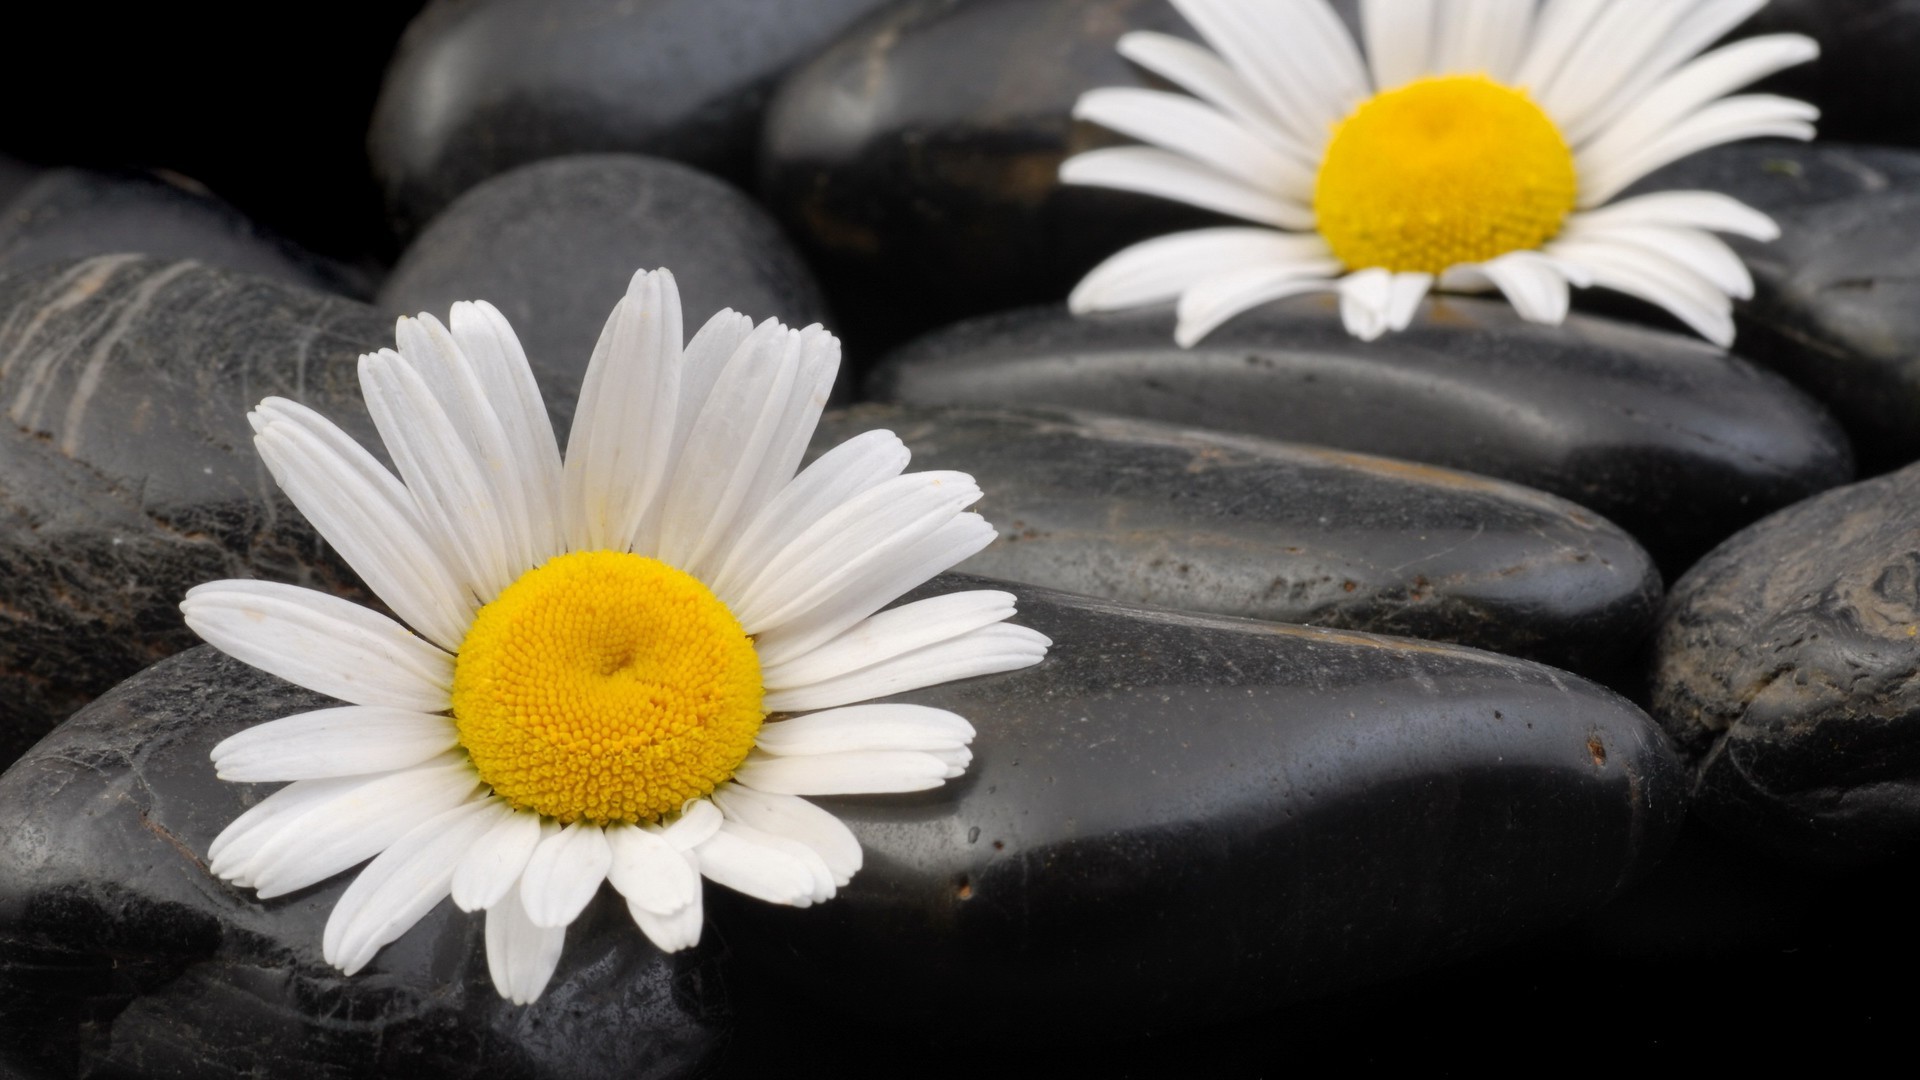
left=183, top=268, right=1050, bottom=1004
left=1063, top=0, right=1819, bottom=346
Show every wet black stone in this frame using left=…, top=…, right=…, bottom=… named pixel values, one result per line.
left=870, top=300, right=1853, bottom=578
left=1746, top=0, right=1920, bottom=148
left=711, top=575, right=1687, bottom=1036
left=1651, top=461, right=1920, bottom=866
left=370, top=0, right=900, bottom=236
left=760, top=0, right=1226, bottom=352
left=0, top=168, right=369, bottom=298
left=815, top=404, right=1660, bottom=680
left=379, top=155, right=830, bottom=420
left=0, top=646, right=731, bottom=1080
left=0, top=257, right=397, bottom=766
left=1632, top=141, right=1920, bottom=473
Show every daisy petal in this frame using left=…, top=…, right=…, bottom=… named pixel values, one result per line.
left=208, top=772, right=377, bottom=873
left=1169, top=0, right=1366, bottom=146
left=710, top=784, right=863, bottom=886
left=448, top=300, right=564, bottom=560
left=520, top=821, right=614, bottom=929
left=731, top=748, right=957, bottom=796
left=692, top=825, right=818, bottom=906
left=1567, top=191, right=1779, bottom=240
left=753, top=704, right=975, bottom=756
left=630, top=308, right=758, bottom=554
left=1174, top=265, right=1340, bottom=346
left=1362, top=0, right=1434, bottom=91
left=1537, top=1, right=1689, bottom=134
left=606, top=823, right=701, bottom=916
left=1433, top=0, right=1534, bottom=82
left=1566, top=0, right=1776, bottom=144
left=234, top=756, right=482, bottom=898
left=709, top=429, right=911, bottom=601
left=250, top=399, right=471, bottom=650
left=181, top=580, right=453, bottom=711
left=1579, top=35, right=1820, bottom=173
left=629, top=890, right=704, bottom=953
left=1563, top=222, right=1754, bottom=299
left=1338, top=267, right=1396, bottom=342
left=1513, top=0, right=1609, bottom=93
left=1115, top=31, right=1312, bottom=159
left=656, top=320, right=839, bottom=578
left=1060, top=146, right=1317, bottom=230
left=1074, top=87, right=1315, bottom=198
left=1385, top=272, right=1435, bottom=333
left=451, top=807, right=548, bottom=913
left=717, top=820, right=835, bottom=903
left=1068, top=228, right=1341, bottom=315
left=1458, top=251, right=1577, bottom=326
left=1579, top=94, right=1819, bottom=207
left=210, top=706, right=458, bottom=782
left=1547, top=237, right=1736, bottom=346
left=562, top=267, right=683, bottom=553
left=486, top=884, right=568, bottom=1005
left=321, top=796, right=498, bottom=975
left=658, top=799, right=725, bottom=852
left=360, top=347, right=517, bottom=601
left=764, top=622, right=1049, bottom=713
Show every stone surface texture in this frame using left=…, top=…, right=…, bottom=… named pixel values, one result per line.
left=816, top=404, right=1661, bottom=678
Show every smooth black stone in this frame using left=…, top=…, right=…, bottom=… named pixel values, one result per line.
left=380, top=155, right=830, bottom=419
left=1746, top=1, right=1920, bottom=147
left=815, top=404, right=1660, bottom=679
left=0, top=168, right=369, bottom=297
left=870, top=300, right=1854, bottom=578
left=761, top=0, right=1228, bottom=352
left=1632, top=141, right=1920, bottom=473
left=1651, top=462, right=1920, bottom=866
left=710, top=575, right=1686, bottom=1035
left=0, top=646, right=731, bottom=1080
left=370, top=0, right=900, bottom=236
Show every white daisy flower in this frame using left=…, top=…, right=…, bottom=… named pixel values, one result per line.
left=1062, top=0, right=1819, bottom=346
left=181, top=268, right=1050, bottom=1004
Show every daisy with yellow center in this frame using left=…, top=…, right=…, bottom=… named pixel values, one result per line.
left=1063, top=0, right=1819, bottom=345
left=182, top=268, right=1049, bottom=1003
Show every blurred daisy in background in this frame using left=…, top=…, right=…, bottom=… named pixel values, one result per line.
left=1063, top=0, right=1819, bottom=346
left=184, top=268, right=1049, bottom=1004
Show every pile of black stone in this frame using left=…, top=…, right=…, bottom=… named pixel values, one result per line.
left=2, top=1, right=1918, bottom=1076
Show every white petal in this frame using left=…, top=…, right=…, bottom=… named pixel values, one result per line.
left=731, top=748, right=957, bottom=796
left=1385, top=271, right=1435, bottom=332
left=1362, top=0, right=1434, bottom=91
left=359, top=347, right=516, bottom=602
left=485, top=884, right=567, bottom=1005
left=1338, top=267, right=1397, bottom=342
left=519, top=822, right=614, bottom=929
left=764, top=590, right=1040, bottom=696
left=1578, top=94, right=1818, bottom=207
left=1433, top=0, right=1534, bottom=82
left=605, top=823, right=701, bottom=916
left=211, top=706, right=458, bottom=782
left=764, top=623, right=1049, bottom=713
left=708, top=428, right=911, bottom=603
left=208, top=772, right=374, bottom=872
left=1059, top=146, right=1317, bottom=230
left=730, top=471, right=981, bottom=632
left=250, top=399, right=471, bottom=651
left=753, top=704, right=975, bottom=756
left=1546, top=236, right=1736, bottom=345
left=321, top=796, right=498, bottom=975
left=1536, top=1, right=1689, bottom=134
left=1560, top=221, right=1754, bottom=298
left=629, top=890, right=704, bottom=953
left=451, top=806, right=547, bottom=913
left=693, top=825, right=818, bottom=906
left=630, top=308, right=758, bottom=554
left=1579, top=35, right=1820, bottom=174
left=1170, top=0, right=1367, bottom=147
left=1067, top=228, right=1341, bottom=315
left=1174, top=265, right=1341, bottom=347
left=448, top=300, right=565, bottom=561
left=1566, top=191, right=1779, bottom=240
left=181, top=580, right=453, bottom=711
left=654, top=320, right=839, bottom=578
left=1513, top=0, right=1609, bottom=92
left=225, top=756, right=482, bottom=898
left=1457, top=251, right=1577, bottom=325
left=1074, top=87, right=1315, bottom=199
left=716, top=820, right=835, bottom=903
left=1564, top=0, right=1776, bottom=145
left=1114, top=31, right=1314, bottom=160
left=709, top=784, right=863, bottom=886
left=657, top=799, right=725, bottom=852
left=562, top=267, right=683, bottom=553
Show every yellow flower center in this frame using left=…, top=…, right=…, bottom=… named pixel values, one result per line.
left=1313, top=74, right=1578, bottom=275
left=450, top=550, right=764, bottom=825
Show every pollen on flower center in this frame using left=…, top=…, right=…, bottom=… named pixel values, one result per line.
left=451, top=550, right=764, bottom=826
left=1314, top=74, right=1578, bottom=276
